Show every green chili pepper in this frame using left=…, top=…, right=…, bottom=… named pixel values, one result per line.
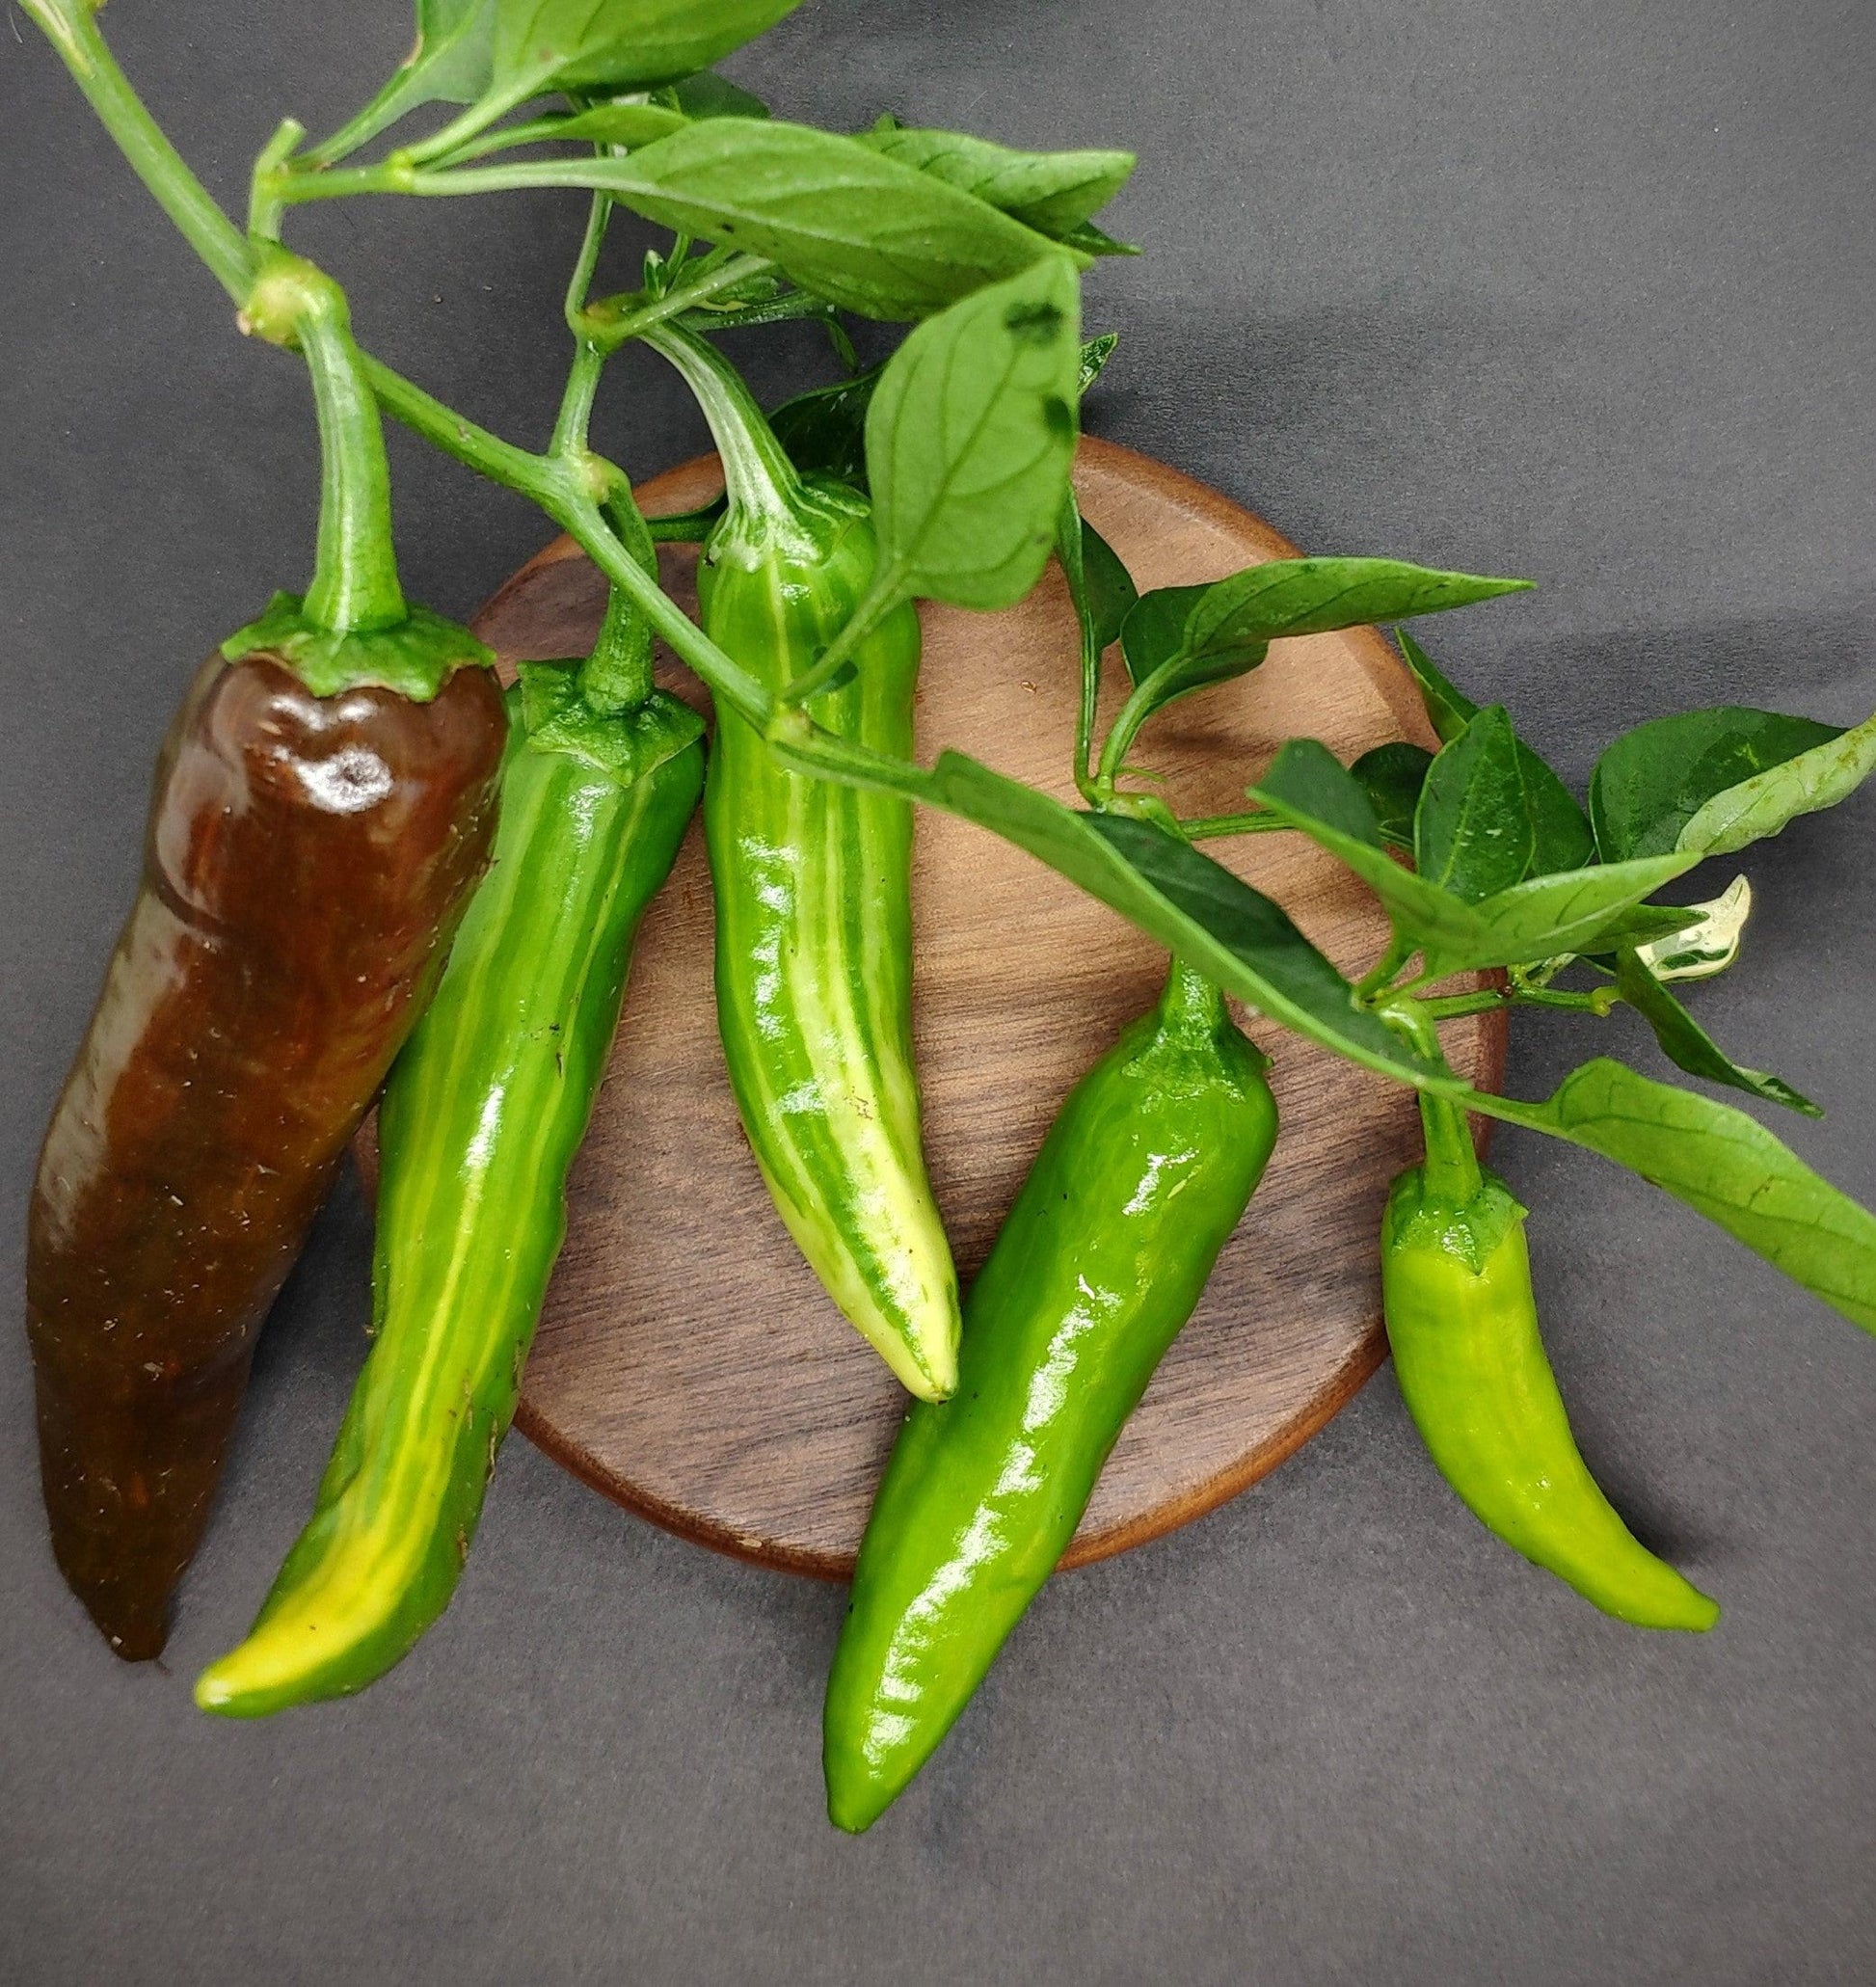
left=194, top=606, right=703, bottom=1717
left=1380, top=1083, right=1719, bottom=1632
left=646, top=324, right=961, bottom=1401
left=822, top=960, right=1277, bottom=1831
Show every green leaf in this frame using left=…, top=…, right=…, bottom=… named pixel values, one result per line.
left=1078, top=331, right=1119, bottom=394
left=769, top=362, right=883, bottom=486
left=313, top=0, right=496, bottom=159
left=1678, top=710, right=1876, bottom=858
left=1249, top=737, right=1694, bottom=976
left=898, top=753, right=1443, bottom=1086
left=855, top=121, right=1135, bottom=243
left=1057, top=218, right=1139, bottom=258
left=1589, top=707, right=1850, bottom=861
left=1415, top=706, right=1595, bottom=900
left=865, top=255, right=1082, bottom=609
left=1635, top=873, right=1752, bottom=982
left=664, top=70, right=769, bottom=119
left=1118, top=584, right=1212, bottom=687
left=1396, top=626, right=1477, bottom=743
left=551, top=99, right=688, bottom=146
left=1474, top=1060, right=1876, bottom=1332
left=1613, top=947, right=1818, bottom=1115
left=574, top=120, right=1072, bottom=319
left=1076, top=518, right=1137, bottom=658
left=1414, top=707, right=1533, bottom=902
left=1257, top=738, right=1383, bottom=848
left=1350, top=741, right=1433, bottom=854
left=1119, top=560, right=1531, bottom=743
left=491, top=0, right=802, bottom=94
left=1247, top=743, right=1493, bottom=961
left=1450, top=855, right=1699, bottom=974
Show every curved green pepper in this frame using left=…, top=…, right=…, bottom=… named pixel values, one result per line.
left=823, top=961, right=1277, bottom=1831
left=195, top=656, right=703, bottom=1717
left=1380, top=1087, right=1719, bottom=1632
left=649, top=324, right=960, bottom=1400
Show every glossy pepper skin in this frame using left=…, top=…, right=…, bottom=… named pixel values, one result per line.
left=660, top=318, right=960, bottom=1401
left=1380, top=1105, right=1719, bottom=1633
left=823, top=962, right=1277, bottom=1832
left=194, top=667, right=703, bottom=1715
left=27, top=650, right=506, bottom=1660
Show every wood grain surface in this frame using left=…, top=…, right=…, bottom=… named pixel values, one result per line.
left=425, top=435, right=1504, bottom=1577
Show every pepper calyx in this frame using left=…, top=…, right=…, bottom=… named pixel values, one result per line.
left=1383, top=1164, right=1527, bottom=1275
left=222, top=592, right=494, bottom=701
left=516, top=661, right=705, bottom=787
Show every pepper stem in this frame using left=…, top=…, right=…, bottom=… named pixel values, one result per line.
left=638, top=321, right=808, bottom=536
left=1387, top=1001, right=1484, bottom=1200
left=293, top=278, right=407, bottom=635
left=1156, top=957, right=1231, bottom=1039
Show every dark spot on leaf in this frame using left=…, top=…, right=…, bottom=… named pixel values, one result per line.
left=1004, top=300, right=1064, bottom=345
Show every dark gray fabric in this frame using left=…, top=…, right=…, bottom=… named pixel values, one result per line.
left=3, top=3, right=1872, bottom=1980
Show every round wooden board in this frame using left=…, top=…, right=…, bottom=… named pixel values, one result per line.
left=445, top=436, right=1503, bottom=1578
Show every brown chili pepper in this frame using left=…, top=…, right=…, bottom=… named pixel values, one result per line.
left=27, top=649, right=505, bottom=1658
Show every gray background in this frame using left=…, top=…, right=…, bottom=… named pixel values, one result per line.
left=3, top=1, right=1872, bottom=1980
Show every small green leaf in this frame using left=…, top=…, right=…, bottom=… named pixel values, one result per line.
left=855, top=122, right=1136, bottom=244
left=551, top=99, right=688, bottom=146
left=1076, top=518, right=1138, bottom=658
left=1396, top=626, right=1477, bottom=743
left=1416, top=706, right=1594, bottom=900
left=1257, top=739, right=1384, bottom=848
left=664, top=70, right=770, bottom=119
left=770, top=362, right=884, bottom=486
left=311, top=0, right=496, bottom=159
left=1247, top=744, right=1492, bottom=961
left=1474, top=1060, right=1876, bottom=1332
left=866, top=255, right=1082, bottom=609
left=1415, top=708, right=1537, bottom=901
left=1590, top=707, right=1850, bottom=861
left=1057, top=218, right=1139, bottom=258
left=1119, top=584, right=1212, bottom=687
left=491, top=0, right=802, bottom=94
left=1351, top=741, right=1433, bottom=854
left=1635, top=873, right=1751, bottom=982
left=1613, top=947, right=1818, bottom=1115
left=1078, top=332, right=1119, bottom=394
left=576, top=119, right=1071, bottom=319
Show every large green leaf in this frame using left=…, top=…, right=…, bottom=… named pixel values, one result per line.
left=1679, top=710, right=1876, bottom=857
left=491, top=0, right=801, bottom=94
left=1589, top=707, right=1851, bottom=860
left=563, top=120, right=1067, bottom=319
left=1413, top=706, right=1593, bottom=900
left=1117, top=561, right=1531, bottom=743
left=1473, top=1060, right=1876, bottom=1331
left=899, top=754, right=1444, bottom=1087
left=856, top=121, right=1135, bottom=243
left=1613, top=947, right=1817, bottom=1115
left=865, top=256, right=1082, bottom=609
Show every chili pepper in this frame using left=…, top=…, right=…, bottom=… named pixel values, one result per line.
left=644, top=323, right=961, bottom=1400
left=1380, top=1080, right=1720, bottom=1631
left=822, top=960, right=1277, bottom=1831
left=195, top=603, right=704, bottom=1717
left=24, top=259, right=506, bottom=1660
